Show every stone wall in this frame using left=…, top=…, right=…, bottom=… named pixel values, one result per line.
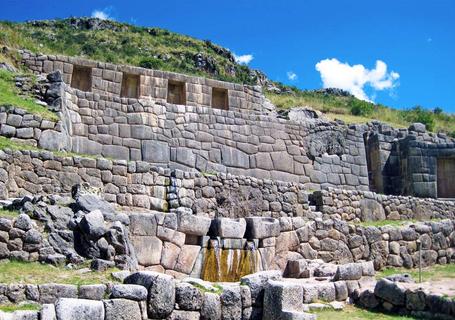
left=16, top=52, right=372, bottom=189
left=364, top=122, right=455, bottom=198
left=356, top=278, right=455, bottom=319
left=0, top=106, right=64, bottom=150
left=20, top=51, right=267, bottom=114
left=0, top=214, right=47, bottom=263
left=313, top=188, right=455, bottom=222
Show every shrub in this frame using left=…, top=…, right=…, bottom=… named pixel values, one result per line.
left=139, top=57, right=164, bottom=69
left=433, top=107, right=443, bottom=114
left=402, top=106, right=435, bottom=131
left=350, top=99, right=374, bottom=116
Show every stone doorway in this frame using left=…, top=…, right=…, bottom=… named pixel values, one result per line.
left=211, top=88, right=228, bottom=110
left=70, top=65, right=92, bottom=91
left=121, top=73, right=140, bottom=98
left=437, top=158, right=455, bottom=198
left=167, top=80, right=186, bottom=105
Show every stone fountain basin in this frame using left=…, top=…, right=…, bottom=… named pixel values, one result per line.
left=209, top=218, right=246, bottom=239
left=245, top=217, right=280, bottom=239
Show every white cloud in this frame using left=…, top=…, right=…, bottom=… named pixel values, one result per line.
left=315, top=58, right=400, bottom=102
left=234, top=54, right=254, bottom=65
left=287, top=71, right=298, bottom=81
left=92, top=8, right=114, bottom=20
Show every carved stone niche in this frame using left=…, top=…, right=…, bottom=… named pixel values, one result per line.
left=70, top=65, right=92, bottom=91
left=121, top=73, right=140, bottom=98
left=211, top=87, right=228, bottom=110
left=167, top=80, right=186, bottom=105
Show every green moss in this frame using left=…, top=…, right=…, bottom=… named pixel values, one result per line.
left=0, top=69, right=58, bottom=121
left=0, top=260, right=120, bottom=285
left=0, top=303, right=41, bottom=313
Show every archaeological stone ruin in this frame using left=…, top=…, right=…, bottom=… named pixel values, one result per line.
left=0, top=50, right=455, bottom=319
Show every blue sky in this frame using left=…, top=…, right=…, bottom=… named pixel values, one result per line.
left=1, top=0, right=454, bottom=112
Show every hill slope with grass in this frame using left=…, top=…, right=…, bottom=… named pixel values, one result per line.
left=0, top=17, right=454, bottom=135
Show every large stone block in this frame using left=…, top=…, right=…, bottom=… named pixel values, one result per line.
left=147, top=273, right=176, bottom=319
left=177, top=213, right=211, bottom=236
left=103, top=299, right=142, bottom=320
left=175, top=282, right=203, bottom=311
left=131, top=236, right=162, bottom=266
left=201, top=292, right=221, bottom=320
left=360, top=199, right=386, bottom=222
left=142, top=140, right=169, bottom=163
left=55, top=298, right=104, bottom=320
left=374, top=279, right=406, bottom=306
left=209, top=218, right=246, bottom=239
left=129, top=213, right=157, bottom=236
left=111, top=284, right=148, bottom=301
left=39, top=284, right=78, bottom=304
left=220, top=285, right=242, bottom=320
left=245, top=217, right=280, bottom=239
left=240, top=271, right=282, bottom=307
left=175, top=245, right=201, bottom=274
left=263, top=280, right=303, bottom=320
left=39, top=130, right=66, bottom=151
left=221, top=145, right=250, bottom=169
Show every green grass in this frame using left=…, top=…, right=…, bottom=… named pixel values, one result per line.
left=312, top=304, right=415, bottom=320
left=0, top=303, right=41, bottom=313
left=0, top=260, right=120, bottom=285
left=377, top=264, right=455, bottom=282
left=0, top=208, right=19, bottom=218
left=0, top=69, right=58, bottom=121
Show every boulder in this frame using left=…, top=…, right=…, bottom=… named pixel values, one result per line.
left=175, top=282, right=203, bottom=311
left=75, top=193, right=115, bottom=217
left=14, top=214, right=33, bottom=231
left=55, top=298, right=104, bottom=320
left=374, top=279, right=406, bottom=306
left=244, top=217, right=280, bottom=239
left=220, top=285, right=242, bottom=320
left=125, top=271, right=175, bottom=319
left=359, top=199, right=385, bottom=222
left=334, top=263, right=363, bottom=281
left=409, top=123, right=426, bottom=133
left=79, top=210, right=106, bottom=240
left=284, top=259, right=308, bottom=278
left=201, top=292, right=221, bottom=320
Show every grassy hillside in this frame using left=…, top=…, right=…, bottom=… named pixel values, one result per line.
left=0, top=17, right=258, bottom=84
left=267, top=88, right=455, bottom=135
left=0, top=17, right=453, bottom=134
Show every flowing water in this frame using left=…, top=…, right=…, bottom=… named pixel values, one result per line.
left=201, top=239, right=261, bottom=282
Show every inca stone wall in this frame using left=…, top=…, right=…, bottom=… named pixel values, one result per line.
left=20, top=51, right=268, bottom=114
left=364, top=122, right=455, bottom=198
left=313, top=188, right=455, bottom=222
